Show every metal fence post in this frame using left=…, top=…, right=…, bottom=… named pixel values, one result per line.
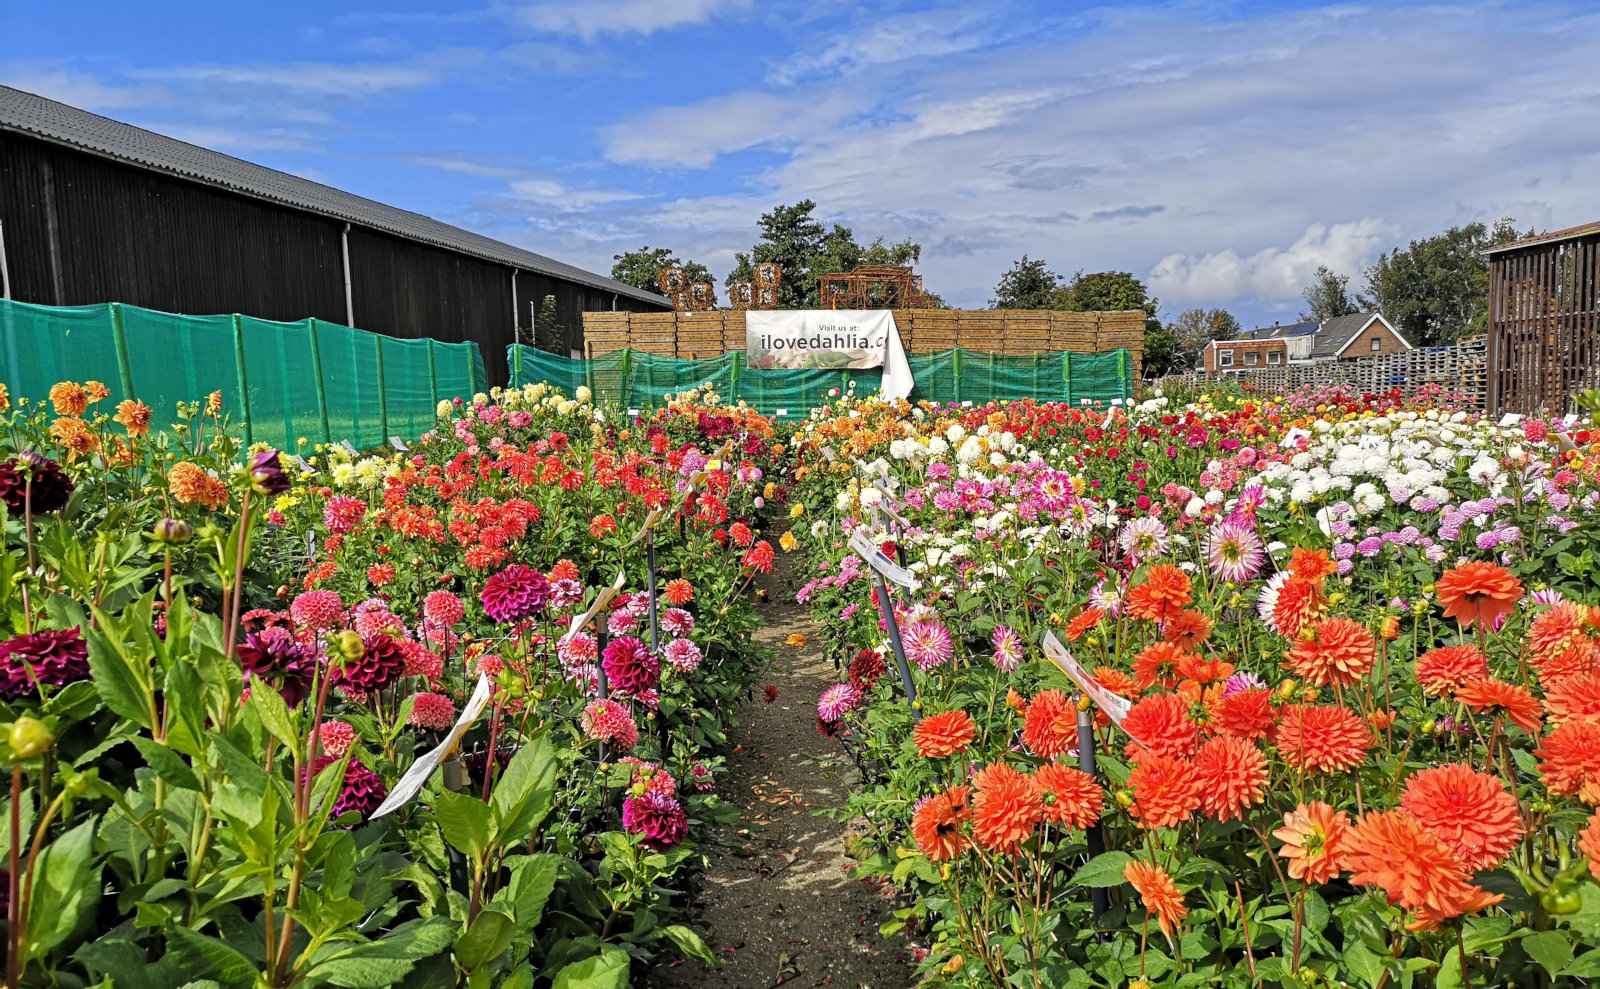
left=952, top=348, right=962, bottom=404
left=1078, top=709, right=1110, bottom=925
left=306, top=319, right=333, bottom=445
left=231, top=314, right=254, bottom=445
left=373, top=334, right=389, bottom=443
left=869, top=569, right=919, bottom=721
left=108, top=303, right=137, bottom=402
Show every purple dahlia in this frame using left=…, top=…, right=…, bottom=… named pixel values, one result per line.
left=248, top=448, right=291, bottom=495
left=0, top=454, right=73, bottom=515
left=601, top=636, right=659, bottom=696
left=0, top=627, right=90, bottom=700
left=337, top=634, right=407, bottom=693
left=480, top=565, right=550, bottom=623
left=237, top=626, right=315, bottom=706
left=622, top=791, right=687, bottom=849
left=310, top=755, right=388, bottom=822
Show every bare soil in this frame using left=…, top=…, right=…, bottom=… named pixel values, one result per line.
left=651, top=562, right=916, bottom=989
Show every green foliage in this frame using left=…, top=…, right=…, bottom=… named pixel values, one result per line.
left=725, top=199, right=928, bottom=308
left=1167, top=307, right=1243, bottom=369
left=610, top=246, right=713, bottom=295
left=1364, top=217, right=1528, bottom=345
left=1300, top=264, right=1361, bottom=321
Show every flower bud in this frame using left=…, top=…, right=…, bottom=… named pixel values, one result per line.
left=151, top=517, right=194, bottom=544
left=248, top=449, right=291, bottom=495
left=9, top=716, right=54, bottom=760
left=1276, top=678, right=1298, bottom=700
left=332, top=630, right=365, bottom=663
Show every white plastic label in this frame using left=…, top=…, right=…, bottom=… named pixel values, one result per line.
left=370, top=672, right=492, bottom=819
left=848, top=530, right=916, bottom=589
left=568, top=571, right=628, bottom=638
left=389, top=436, right=409, bottom=452
left=1041, top=632, right=1131, bottom=729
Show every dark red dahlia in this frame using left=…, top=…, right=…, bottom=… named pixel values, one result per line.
left=241, top=608, right=293, bottom=634
left=237, top=626, right=315, bottom=706
left=309, top=755, right=388, bottom=822
left=0, top=454, right=74, bottom=515
left=601, top=636, right=659, bottom=696
left=848, top=648, right=885, bottom=691
left=0, top=627, right=90, bottom=700
left=621, top=791, right=687, bottom=849
left=336, top=634, right=406, bottom=693
left=480, top=564, right=550, bottom=623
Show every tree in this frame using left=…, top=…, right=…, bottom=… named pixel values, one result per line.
left=1167, top=308, right=1242, bottom=369
left=1300, top=265, right=1360, bottom=322
left=1364, top=218, right=1527, bottom=345
left=611, top=247, right=712, bottom=296
left=1058, top=271, right=1175, bottom=377
left=990, top=256, right=1061, bottom=309
left=724, top=200, right=928, bottom=309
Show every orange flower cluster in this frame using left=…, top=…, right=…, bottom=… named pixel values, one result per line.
left=914, top=710, right=976, bottom=759
left=1342, top=810, right=1503, bottom=930
left=168, top=461, right=229, bottom=510
left=1435, top=561, right=1523, bottom=630
left=1286, top=617, right=1374, bottom=688
left=1125, top=564, right=1192, bottom=623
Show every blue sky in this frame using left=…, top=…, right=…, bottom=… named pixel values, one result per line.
left=6, top=0, right=1599, bottom=325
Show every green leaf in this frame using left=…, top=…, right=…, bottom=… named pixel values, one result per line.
left=1069, top=851, right=1133, bottom=888
left=663, top=924, right=717, bottom=965
left=26, top=817, right=99, bottom=954
left=43, top=679, right=102, bottom=723
left=132, top=737, right=202, bottom=792
left=248, top=679, right=298, bottom=750
left=86, top=620, right=153, bottom=728
left=305, top=918, right=455, bottom=988
left=502, top=854, right=560, bottom=928
left=166, top=928, right=257, bottom=989
left=1523, top=930, right=1573, bottom=979
left=163, top=660, right=208, bottom=758
left=1342, top=942, right=1385, bottom=988
left=1435, top=946, right=1463, bottom=989
left=453, top=910, right=515, bottom=972
left=1564, top=948, right=1600, bottom=977
left=489, top=736, right=558, bottom=846
left=551, top=947, right=630, bottom=989
left=432, top=789, right=491, bottom=860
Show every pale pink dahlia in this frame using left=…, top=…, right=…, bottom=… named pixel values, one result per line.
left=291, top=590, right=345, bottom=631
left=664, top=638, right=703, bottom=673
left=817, top=682, right=863, bottom=723
left=903, top=619, right=954, bottom=671
left=582, top=698, right=638, bottom=750
left=991, top=625, right=1024, bottom=673
left=409, top=691, right=457, bottom=731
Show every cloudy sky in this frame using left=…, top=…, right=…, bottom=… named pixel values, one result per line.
left=7, top=0, right=1598, bottom=324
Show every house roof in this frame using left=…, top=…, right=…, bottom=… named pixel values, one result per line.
left=1483, top=220, right=1600, bottom=255
left=1233, top=313, right=1412, bottom=358
left=0, top=84, right=668, bottom=308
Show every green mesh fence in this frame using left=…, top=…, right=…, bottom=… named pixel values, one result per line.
left=0, top=298, right=487, bottom=450
left=506, top=344, right=1132, bottom=417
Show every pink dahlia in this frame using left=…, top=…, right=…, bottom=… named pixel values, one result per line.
left=602, top=637, right=659, bottom=696
left=291, top=590, right=345, bottom=631
left=423, top=590, right=465, bottom=627
left=313, top=720, right=356, bottom=758
left=622, top=791, right=688, bottom=849
left=582, top=698, right=638, bottom=750
left=310, top=756, right=387, bottom=822
left=607, top=608, right=640, bottom=636
left=0, top=627, right=90, bottom=700
left=549, top=577, right=583, bottom=609
left=661, top=608, right=695, bottom=637
left=559, top=631, right=598, bottom=670
left=690, top=762, right=716, bottom=792
left=400, top=640, right=443, bottom=679
left=903, top=620, right=954, bottom=671
left=991, top=625, right=1024, bottom=673
left=663, top=638, right=702, bottom=673
left=409, top=691, right=457, bottom=731
left=817, top=682, right=863, bottom=723
left=480, top=564, right=550, bottom=623
left=352, top=599, right=403, bottom=639
left=322, top=495, right=367, bottom=535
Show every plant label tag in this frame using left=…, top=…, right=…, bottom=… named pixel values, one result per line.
left=627, top=408, right=640, bottom=418
left=389, top=436, right=409, bottom=452
left=370, top=672, right=492, bottom=819
left=849, top=530, right=915, bottom=589
left=1041, top=632, right=1131, bottom=729
left=961, top=401, right=973, bottom=408
left=868, top=486, right=911, bottom=529
left=775, top=408, right=788, bottom=417
left=339, top=440, right=360, bottom=456
left=567, top=571, right=628, bottom=638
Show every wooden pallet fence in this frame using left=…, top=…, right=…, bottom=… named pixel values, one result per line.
left=1156, top=337, right=1488, bottom=408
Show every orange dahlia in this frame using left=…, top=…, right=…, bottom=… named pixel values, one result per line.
left=1415, top=644, right=1488, bottom=698
left=1065, top=606, right=1104, bottom=642
left=1544, top=670, right=1600, bottom=724
left=1435, top=561, right=1523, bottom=630
left=1273, top=801, right=1349, bottom=884
left=1288, top=547, right=1337, bottom=584
left=1034, top=763, right=1103, bottom=830
left=915, top=709, right=977, bottom=759
left=1193, top=735, right=1268, bottom=822
left=1175, top=651, right=1234, bottom=685
left=1127, top=752, right=1203, bottom=829
left=1125, top=564, right=1192, bottom=623
left=1124, top=859, right=1187, bottom=940
left=971, top=763, right=1044, bottom=853
left=1132, top=640, right=1191, bottom=690
left=1528, top=603, right=1599, bottom=683
left=1580, top=811, right=1600, bottom=880
left=168, top=461, right=229, bottom=510
left=1401, top=763, right=1523, bottom=871
left=1213, top=688, right=1278, bottom=740
left=912, top=785, right=970, bottom=862
left=1021, top=689, right=1077, bottom=759
left=1287, top=617, right=1375, bottom=688
left=1271, top=577, right=1324, bottom=638
left=48, top=381, right=88, bottom=416
left=1273, top=704, right=1372, bottom=774
left=1163, top=609, right=1213, bottom=649
left=1536, top=717, right=1600, bottom=797
left=1456, top=677, right=1543, bottom=733
left=1122, top=692, right=1199, bottom=759
left=1094, top=666, right=1138, bottom=698
left=1342, top=810, right=1503, bottom=930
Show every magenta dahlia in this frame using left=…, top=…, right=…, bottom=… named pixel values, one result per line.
left=336, top=634, right=407, bottom=693
left=237, top=626, right=315, bottom=706
left=480, top=564, right=550, bottom=623
left=310, top=755, right=388, bottom=822
left=602, top=636, right=659, bottom=696
left=0, top=627, right=90, bottom=700
left=622, top=791, right=688, bottom=849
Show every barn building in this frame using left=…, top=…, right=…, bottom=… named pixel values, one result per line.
left=0, top=85, right=668, bottom=387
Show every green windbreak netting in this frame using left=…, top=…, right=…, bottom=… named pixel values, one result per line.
left=506, top=344, right=1133, bottom=418
left=0, top=298, right=488, bottom=450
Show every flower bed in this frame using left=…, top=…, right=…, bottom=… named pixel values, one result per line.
left=0, top=380, right=777, bottom=986
left=785, top=386, right=1600, bottom=987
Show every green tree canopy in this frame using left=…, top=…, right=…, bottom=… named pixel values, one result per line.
left=724, top=200, right=929, bottom=308
left=610, top=247, right=712, bottom=296
left=1300, top=265, right=1361, bottom=322
left=990, top=256, right=1061, bottom=309
left=1364, top=218, right=1527, bottom=345
left=1167, top=308, right=1242, bottom=368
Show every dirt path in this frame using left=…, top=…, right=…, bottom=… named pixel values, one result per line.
left=652, top=561, right=915, bottom=989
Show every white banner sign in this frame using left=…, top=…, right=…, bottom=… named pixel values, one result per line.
left=745, top=310, right=913, bottom=401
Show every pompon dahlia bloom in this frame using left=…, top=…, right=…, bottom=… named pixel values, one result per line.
left=1122, top=693, right=1199, bottom=759
left=322, top=495, right=367, bottom=535
left=310, top=756, right=388, bottom=822
left=1193, top=735, right=1268, bottom=822
left=582, top=698, right=638, bottom=750
left=423, top=590, right=465, bottom=627
left=408, top=691, right=458, bottom=731
left=291, top=590, right=345, bottom=631
left=237, top=626, right=314, bottom=706
left=1034, top=763, right=1103, bottom=830
left=661, top=607, right=695, bottom=637
left=312, top=720, right=356, bottom=758
left=558, top=630, right=597, bottom=669
left=1415, top=644, right=1489, bottom=697
left=1342, top=810, right=1503, bottom=930
left=1273, top=801, right=1350, bottom=885
left=0, top=627, right=91, bottom=700
left=1021, top=689, right=1077, bottom=759
left=1124, top=860, right=1187, bottom=941
left=602, top=636, right=659, bottom=696
left=1544, top=670, right=1600, bottom=724
left=1455, top=677, right=1542, bottom=733
left=817, top=682, right=863, bottom=723
left=1528, top=603, right=1600, bottom=682
left=1435, top=561, right=1523, bottom=630
left=400, top=641, right=444, bottom=680
left=337, top=635, right=407, bottom=693
left=970, top=762, right=1044, bottom=853
left=663, top=638, right=703, bottom=673
left=1125, top=564, right=1192, bottom=622
left=1205, top=519, right=1265, bottom=583
left=0, top=454, right=74, bottom=515
left=914, top=709, right=976, bottom=758
left=1273, top=704, right=1372, bottom=774
left=848, top=648, right=886, bottom=690
left=1213, top=687, right=1277, bottom=740
left=912, top=785, right=971, bottom=862
left=902, top=619, right=954, bottom=671
left=991, top=625, right=1024, bottom=671
left=1287, top=617, right=1375, bottom=688
left=1536, top=717, right=1600, bottom=797
left=1401, top=764, right=1524, bottom=871
left=1127, top=752, right=1203, bottom=829
left=622, top=791, right=688, bottom=849
left=663, top=578, right=695, bottom=606
left=481, top=564, right=551, bottom=623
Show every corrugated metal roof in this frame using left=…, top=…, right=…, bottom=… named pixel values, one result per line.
left=0, top=84, right=669, bottom=308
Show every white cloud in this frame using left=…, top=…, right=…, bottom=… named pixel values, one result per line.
left=1148, top=219, right=1396, bottom=309
left=513, top=0, right=751, bottom=40
left=602, top=90, right=862, bottom=167
left=508, top=177, right=645, bottom=211
left=137, top=62, right=437, bottom=96
left=0, top=67, right=158, bottom=111
left=147, top=123, right=316, bottom=153
left=767, top=7, right=1001, bottom=85
left=408, top=155, right=523, bottom=179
